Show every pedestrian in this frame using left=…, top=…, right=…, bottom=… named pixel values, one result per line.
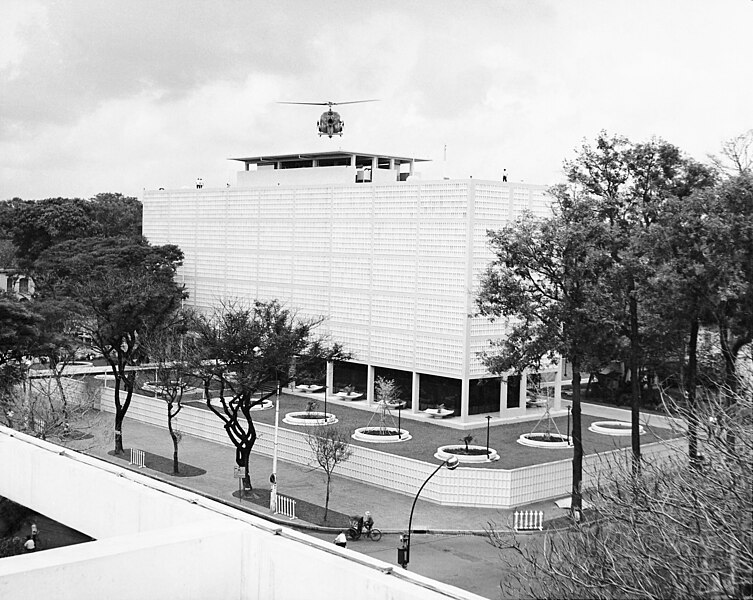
left=196, top=177, right=203, bottom=189
left=334, top=531, right=347, bottom=548
left=23, top=535, right=35, bottom=552
left=502, top=169, right=508, bottom=182
left=31, top=522, right=38, bottom=542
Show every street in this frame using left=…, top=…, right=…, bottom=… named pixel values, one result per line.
left=308, top=531, right=524, bottom=600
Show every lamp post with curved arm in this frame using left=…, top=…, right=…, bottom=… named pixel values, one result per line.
left=269, top=380, right=281, bottom=512
left=402, top=455, right=459, bottom=569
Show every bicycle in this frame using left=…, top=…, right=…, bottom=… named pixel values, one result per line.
left=346, top=525, right=382, bottom=542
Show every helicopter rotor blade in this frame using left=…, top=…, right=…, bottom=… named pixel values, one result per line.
left=277, top=101, right=331, bottom=106
left=278, top=99, right=379, bottom=107
left=330, top=99, right=380, bottom=106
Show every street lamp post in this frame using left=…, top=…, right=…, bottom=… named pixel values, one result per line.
left=398, top=403, right=402, bottom=439
left=486, top=415, right=492, bottom=457
left=270, top=381, right=281, bottom=512
left=402, top=456, right=459, bottom=569
left=567, top=405, right=572, bottom=446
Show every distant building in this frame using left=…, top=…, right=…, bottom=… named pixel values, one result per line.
left=0, top=269, right=33, bottom=300
left=143, top=150, right=561, bottom=422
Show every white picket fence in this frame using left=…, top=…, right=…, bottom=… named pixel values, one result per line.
left=130, top=448, right=146, bottom=468
left=514, top=510, right=543, bottom=531
left=275, top=495, right=296, bottom=519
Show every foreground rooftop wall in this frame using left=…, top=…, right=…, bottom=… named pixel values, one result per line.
left=0, top=427, right=485, bottom=600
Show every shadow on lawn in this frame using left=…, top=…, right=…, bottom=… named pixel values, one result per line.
left=231, top=488, right=352, bottom=528
left=108, top=448, right=207, bottom=477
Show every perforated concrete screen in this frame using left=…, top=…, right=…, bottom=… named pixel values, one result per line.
left=143, top=177, right=550, bottom=398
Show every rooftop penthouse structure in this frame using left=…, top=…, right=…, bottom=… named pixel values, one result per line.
left=143, top=150, right=562, bottom=423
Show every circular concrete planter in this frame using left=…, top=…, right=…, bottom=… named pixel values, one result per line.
left=207, top=397, right=273, bottom=411
left=93, top=373, right=117, bottom=381
left=142, top=381, right=201, bottom=396
left=335, top=392, right=363, bottom=401
left=250, top=399, right=274, bottom=411
left=296, top=385, right=324, bottom=393
left=352, top=427, right=411, bottom=443
left=282, top=411, right=337, bottom=426
left=589, top=421, right=645, bottom=436
left=517, top=433, right=572, bottom=449
left=434, top=444, right=499, bottom=463
left=142, top=381, right=166, bottom=394
left=424, top=408, right=454, bottom=419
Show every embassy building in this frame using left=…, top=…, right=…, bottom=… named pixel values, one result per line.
left=142, top=150, right=562, bottom=424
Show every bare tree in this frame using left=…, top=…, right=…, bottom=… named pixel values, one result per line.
left=306, top=425, right=353, bottom=522
left=374, top=376, right=401, bottom=406
left=142, top=312, right=201, bottom=475
left=709, top=129, right=753, bottom=177
left=12, top=374, right=113, bottom=452
left=488, top=385, right=753, bottom=599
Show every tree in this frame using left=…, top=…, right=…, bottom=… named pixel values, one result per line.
left=306, top=425, right=353, bottom=522
left=6, top=198, right=97, bottom=268
left=34, top=236, right=185, bottom=454
left=87, top=193, right=142, bottom=238
left=374, top=376, right=402, bottom=406
left=142, top=311, right=200, bottom=475
left=702, top=175, right=753, bottom=391
left=709, top=129, right=753, bottom=177
left=488, top=386, right=753, bottom=599
left=477, top=195, right=615, bottom=520
left=27, top=296, right=86, bottom=433
left=0, top=293, right=41, bottom=429
left=563, top=132, right=715, bottom=471
left=0, top=194, right=142, bottom=270
left=192, top=300, right=343, bottom=490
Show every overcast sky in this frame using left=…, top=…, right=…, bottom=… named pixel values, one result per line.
left=1, top=0, right=751, bottom=199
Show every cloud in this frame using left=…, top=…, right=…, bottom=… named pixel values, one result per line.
left=1, top=0, right=752, bottom=199
left=0, top=1, right=322, bottom=132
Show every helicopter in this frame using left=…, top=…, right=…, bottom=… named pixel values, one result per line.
left=278, top=99, right=378, bottom=137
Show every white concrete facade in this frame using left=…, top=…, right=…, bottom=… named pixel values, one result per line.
left=142, top=152, right=554, bottom=422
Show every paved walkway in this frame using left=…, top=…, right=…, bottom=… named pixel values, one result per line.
left=80, top=416, right=570, bottom=535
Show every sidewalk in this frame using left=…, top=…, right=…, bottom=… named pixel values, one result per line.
left=80, top=416, right=569, bottom=535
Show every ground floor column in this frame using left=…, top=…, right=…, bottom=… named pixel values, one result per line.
left=519, top=370, right=528, bottom=408
left=326, top=361, right=334, bottom=395
left=553, top=364, right=562, bottom=411
left=411, top=372, right=420, bottom=414
left=460, top=378, right=470, bottom=423
left=499, top=376, right=507, bottom=414
left=366, top=364, right=375, bottom=405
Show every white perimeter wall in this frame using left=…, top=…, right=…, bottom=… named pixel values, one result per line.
left=102, top=387, right=684, bottom=509
left=0, top=427, right=486, bottom=600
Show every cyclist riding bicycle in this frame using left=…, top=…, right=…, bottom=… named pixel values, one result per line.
left=355, top=511, right=374, bottom=535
